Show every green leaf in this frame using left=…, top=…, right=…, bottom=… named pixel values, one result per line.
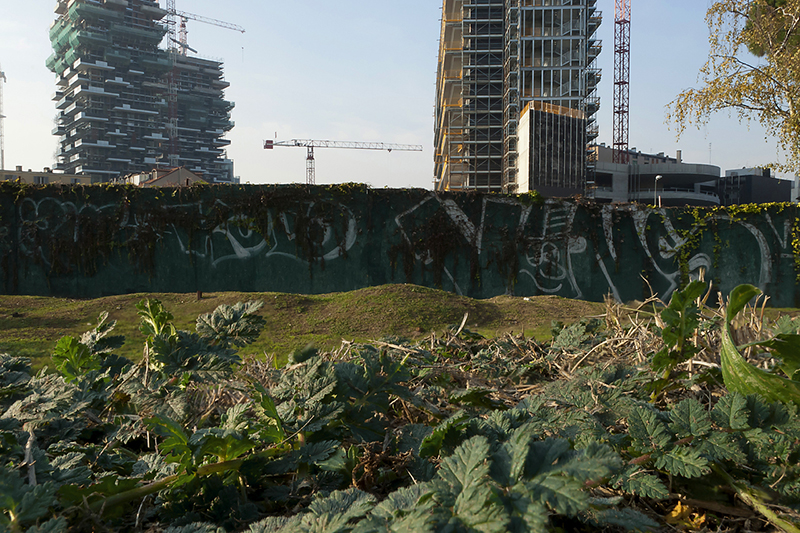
left=52, top=336, right=99, bottom=382
left=746, top=333, right=800, bottom=380
left=306, top=488, right=377, bottom=523
left=711, top=393, right=751, bottom=430
left=438, top=435, right=492, bottom=494
left=419, top=411, right=470, bottom=458
left=627, top=405, right=671, bottom=452
left=726, top=284, right=761, bottom=323
left=146, top=415, right=191, bottom=462
left=527, top=474, right=587, bottom=516
left=668, top=398, right=712, bottom=438
left=253, top=383, right=286, bottom=443
left=654, top=447, right=709, bottom=478
left=79, top=311, right=125, bottom=355
left=613, top=467, right=669, bottom=499
left=583, top=507, right=660, bottom=533
left=196, top=300, right=265, bottom=348
left=24, top=517, right=69, bottom=533
left=163, top=523, right=226, bottom=533
left=493, top=423, right=538, bottom=485
left=449, top=387, right=508, bottom=410
left=698, top=431, right=746, bottom=463
left=137, top=298, right=176, bottom=339
left=720, top=286, right=800, bottom=405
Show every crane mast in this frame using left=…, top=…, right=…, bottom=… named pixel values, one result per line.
left=162, top=2, right=244, bottom=167
left=612, top=0, right=631, bottom=164
left=264, top=139, right=424, bottom=185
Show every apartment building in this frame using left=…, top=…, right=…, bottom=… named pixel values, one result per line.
left=46, top=0, right=234, bottom=182
left=434, top=0, right=601, bottom=194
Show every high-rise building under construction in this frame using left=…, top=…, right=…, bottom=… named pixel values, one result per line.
left=434, top=0, right=601, bottom=194
left=46, top=0, right=234, bottom=182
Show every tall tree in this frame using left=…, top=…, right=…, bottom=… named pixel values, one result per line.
left=667, top=0, right=800, bottom=172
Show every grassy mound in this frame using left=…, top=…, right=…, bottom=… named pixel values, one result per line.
left=0, top=284, right=605, bottom=368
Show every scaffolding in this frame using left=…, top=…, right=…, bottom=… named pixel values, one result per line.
left=434, top=0, right=505, bottom=192
left=504, top=0, right=601, bottom=194
left=47, top=0, right=235, bottom=182
left=435, top=0, right=602, bottom=195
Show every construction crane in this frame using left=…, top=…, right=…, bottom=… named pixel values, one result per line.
left=264, top=139, right=424, bottom=185
left=162, top=1, right=244, bottom=166
left=0, top=63, right=6, bottom=170
left=612, top=0, right=631, bottom=164
left=171, top=11, right=245, bottom=55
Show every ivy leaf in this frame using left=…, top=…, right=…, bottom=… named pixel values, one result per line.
left=655, top=447, right=709, bottom=478
left=668, top=398, right=712, bottom=438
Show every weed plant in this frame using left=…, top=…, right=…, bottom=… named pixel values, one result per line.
left=1, top=285, right=800, bottom=532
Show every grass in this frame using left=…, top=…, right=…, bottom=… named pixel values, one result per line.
left=0, top=284, right=608, bottom=370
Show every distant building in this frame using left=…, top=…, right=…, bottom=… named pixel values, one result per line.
left=118, top=167, right=208, bottom=187
left=590, top=145, right=794, bottom=206
left=590, top=144, right=721, bottom=206
left=720, top=168, right=792, bottom=205
left=46, top=0, right=235, bottom=183
left=434, top=0, right=601, bottom=193
left=0, top=166, right=92, bottom=185
left=171, top=54, right=235, bottom=183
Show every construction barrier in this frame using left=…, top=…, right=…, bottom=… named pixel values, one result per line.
left=0, top=182, right=797, bottom=306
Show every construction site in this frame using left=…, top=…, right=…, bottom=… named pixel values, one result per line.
left=434, top=0, right=601, bottom=194
left=44, top=0, right=239, bottom=182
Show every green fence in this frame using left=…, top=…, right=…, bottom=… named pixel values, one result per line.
left=0, top=182, right=797, bottom=305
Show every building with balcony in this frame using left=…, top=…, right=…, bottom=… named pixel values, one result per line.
left=46, top=0, right=234, bottom=182
left=434, top=0, right=601, bottom=193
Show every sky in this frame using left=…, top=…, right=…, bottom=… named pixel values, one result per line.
left=0, top=1, right=792, bottom=188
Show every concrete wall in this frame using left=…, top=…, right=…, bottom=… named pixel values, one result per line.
left=1, top=182, right=798, bottom=306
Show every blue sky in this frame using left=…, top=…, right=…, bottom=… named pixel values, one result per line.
left=0, top=1, right=791, bottom=187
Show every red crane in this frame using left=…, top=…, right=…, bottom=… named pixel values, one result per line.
left=612, top=0, right=631, bottom=164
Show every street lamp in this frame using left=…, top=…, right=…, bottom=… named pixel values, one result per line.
left=654, top=175, right=663, bottom=206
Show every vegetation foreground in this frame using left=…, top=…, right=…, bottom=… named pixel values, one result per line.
left=2, top=282, right=800, bottom=532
